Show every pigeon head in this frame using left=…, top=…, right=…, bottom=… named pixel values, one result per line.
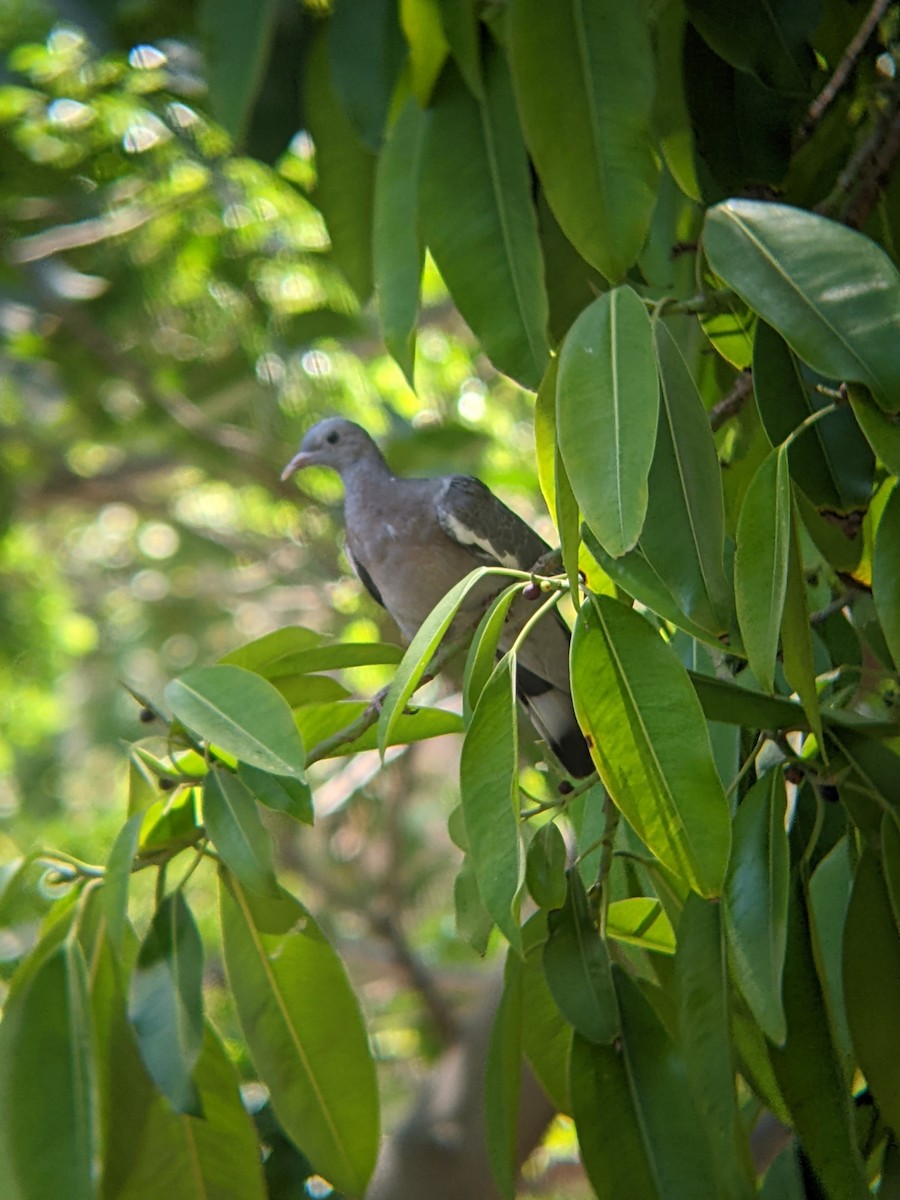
left=281, top=419, right=380, bottom=481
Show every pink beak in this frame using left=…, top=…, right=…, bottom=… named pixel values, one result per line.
left=281, top=451, right=315, bottom=482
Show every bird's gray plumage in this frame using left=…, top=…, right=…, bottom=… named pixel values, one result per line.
left=282, top=418, right=593, bottom=776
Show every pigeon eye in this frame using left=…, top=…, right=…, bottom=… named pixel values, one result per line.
left=326, top=430, right=340, bottom=445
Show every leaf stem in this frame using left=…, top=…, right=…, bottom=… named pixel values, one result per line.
left=782, top=401, right=842, bottom=452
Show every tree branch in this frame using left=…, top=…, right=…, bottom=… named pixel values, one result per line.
left=710, top=369, right=754, bottom=433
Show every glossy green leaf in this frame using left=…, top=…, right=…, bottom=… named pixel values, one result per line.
left=724, top=770, right=789, bottom=1045
left=165, top=664, right=306, bottom=779
left=420, top=51, right=548, bottom=388
left=651, top=1, right=701, bottom=202
left=460, top=656, right=522, bottom=950
left=436, top=0, right=482, bottom=96
left=570, top=1031, right=660, bottom=1200
left=843, top=849, right=900, bottom=1137
left=102, top=812, right=143, bottom=956
left=525, top=821, right=567, bottom=910
left=769, top=881, right=869, bottom=1200
left=378, top=565, right=497, bottom=756
left=198, top=0, right=279, bottom=143
left=220, top=876, right=380, bottom=1197
left=730, top=996, right=791, bottom=1126
left=271, top=674, right=351, bottom=707
left=534, top=354, right=559, bottom=522
left=327, top=0, right=405, bottom=149
left=606, top=897, right=675, bottom=955
left=519, top=912, right=572, bottom=1112
left=305, top=31, right=377, bottom=302
left=260, top=641, right=404, bottom=678
left=508, top=0, right=658, bottom=282
left=138, top=789, right=201, bottom=857
left=0, top=940, right=98, bottom=1200
left=463, top=582, right=524, bottom=719
left=557, top=287, right=658, bottom=557
left=106, top=1023, right=266, bottom=1200
left=203, top=769, right=280, bottom=898
left=400, top=0, right=449, bottom=103
left=873, top=485, right=900, bottom=669
left=782, top=509, right=824, bottom=748
left=704, top=201, right=900, bottom=412
left=219, top=626, right=324, bottom=672
left=237, top=761, right=314, bottom=825
left=640, top=320, right=732, bottom=636
left=676, top=894, right=755, bottom=1199
left=808, top=838, right=854, bottom=1074
left=848, top=383, right=900, bottom=475
left=700, top=297, right=756, bottom=369
left=543, top=869, right=617, bottom=1043
left=374, top=96, right=425, bottom=384
left=753, top=322, right=873, bottom=513
left=485, top=951, right=524, bottom=1199
left=685, top=0, right=817, bottom=94
left=308, top=700, right=464, bottom=760
left=128, top=892, right=204, bottom=1116
left=735, top=446, right=792, bottom=693
left=454, top=855, right=494, bottom=954
left=571, top=595, right=731, bottom=897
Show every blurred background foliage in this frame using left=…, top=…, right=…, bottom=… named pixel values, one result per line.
left=0, top=0, right=567, bottom=1174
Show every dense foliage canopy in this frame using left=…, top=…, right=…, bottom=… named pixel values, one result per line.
left=1, top=1, right=900, bottom=1198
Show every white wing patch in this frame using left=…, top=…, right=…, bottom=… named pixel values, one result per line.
left=440, top=509, right=521, bottom=569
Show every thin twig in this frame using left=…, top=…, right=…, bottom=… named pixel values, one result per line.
left=794, top=0, right=894, bottom=149
left=710, top=370, right=754, bottom=432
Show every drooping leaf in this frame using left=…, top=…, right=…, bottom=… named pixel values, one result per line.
left=873, top=484, right=900, bottom=670
left=463, top=582, right=524, bottom=718
left=769, top=881, right=869, bottom=1200
left=436, top=0, right=482, bottom=97
left=374, top=96, right=426, bottom=384
left=651, top=0, right=701, bottom=202
left=305, top=30, right=377, bottom=302
left=808, top=838, right=854, bottom=1075
left=557, top=287, right=659, bottom=557
left=102, top=812, right=143, bottom=957
left=640, top=320, right=732, bottom=636
left=460, top=656, right=522, bottom=951
left=219, top=626, right=324, bottom=672
left=734, top=446, right=792, bottom=693
left=848, top=383, right=900, bottom=475
left=704, top=201, right=900, bottom=412
left=0, top=940, right=98, bottom=1200
left=202, top=769, right=280, bottom=898
left=485, top=951, right=524, bottom=1199
left=400, top=0, right=449, bottom=103
left=219, top=877, right=380, bottom=1197
left=508, top=0, right=659, bottom=281
left=165, top=665, right=306, bottom=779
left=676, top=895, right=755, bottom=1199
left=420, top=50, right=549, bottom=388
left=605, top=898, right=675, bottom=955
left=519, top=912, right=572, bottom=1113
left=724, top=770, right=789, bottom=1045
left=543, top=869, right=617, bottom=1044
left=198, top=0, right=280, bottom=144
left=237, top=761, right=314, bottom=825
left=327, top=0, right=406, bottom=148
left=781, top=507, right=824, bottom=748
left=128, top=892, right=204, bottom=1117
left=525, top=821, right=568, bottom=910
left=571, top=595, right=731, bottom=897
left=843, top=849, right=900, bottom=1137
left=685, top=0, right=818, bottom=94
left=454, top=855, right=494, bottom=954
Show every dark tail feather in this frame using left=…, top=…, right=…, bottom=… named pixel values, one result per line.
left=516, top=665, right=594, bottom=778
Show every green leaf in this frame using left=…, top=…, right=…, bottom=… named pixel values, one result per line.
left=219, top=626, right=324, bottom=672
left=460, top=657, right=522, bottom=951
left=782, top=507, right=824, bottom=748
left=198, top=0, right=280, bottom=144
left=808, top=838, right=854, bottom=1075
left=734, top=446, right=792, bottom=693
left=848, top=383, right=900, bottom=475
left=769, top=880, right=869, bottom=1200
left=700, top=296, right=756, bottom=369
left=327, top=0, right=406, bottom=149
left=557, top=287, right=659, bottom=557
left=534, top=354, right=559, bottom=523
left=485, top=951, right=524, bottom=1199
left=436, top=0, right=482, bottom=97
left=724, top=770, right=789, bottom=1045
left=102, top=812, right=143, bottom=957
left=400, top=0, right=449, bottom=103
left=0, top=940, right=98, bottom=1200
left=128, top=892, right=204, bottom=1117
left=271, top=674, right=352, bottom=707
left=377, top=565, right=496, bottom=757
left=374, top=96, right=425, bottom=384
left=419, top=51, right=549, bottom=388
left=454, top=855, right=494, bottom=954
left=105, top=1023, right=267, bottom=1200
left=203, top=769, right=280, bottom=898
left=237, top=761, right=314, bottom=825
left=519, top=912, right=572, bottom=1112
left=556, top=442, right=582, bottom=599
left=525, top=821, right=568, bottom=910
left=640, top=320, right=732, bottom=636
left=753, top=322, right=874, bottom=513
left=685, top=0, right=817, bottom=94
left=651, top=1, right=701, bottom=202
left=219, top=876, right=380, bottom=1197
left=571, top=595, right=731, bottom=897
left=873, top=484, right=900, bottom=670
left=165, top=664, right=306, bottom=779
left=843, top=849, right=900, bottom=1138
left=606, top=898, right=675, bottom=955
left=704, top=200, right=900, bottom=412
left=543, top=869, right=617, bottom=1043
left=676, top=895, right=755, bottom=1199
left=463, top=582, right=524, bottom=719
left=570, top=1031, right=660, bottom=1200
left=885, top=815, right=900, bottom=931
left=305, top=30, right=377, bottom=302
left=508, top=0, right=658, bottom=281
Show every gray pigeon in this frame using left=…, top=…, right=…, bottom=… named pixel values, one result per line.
left=282, top=418, right=593, bottom=777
